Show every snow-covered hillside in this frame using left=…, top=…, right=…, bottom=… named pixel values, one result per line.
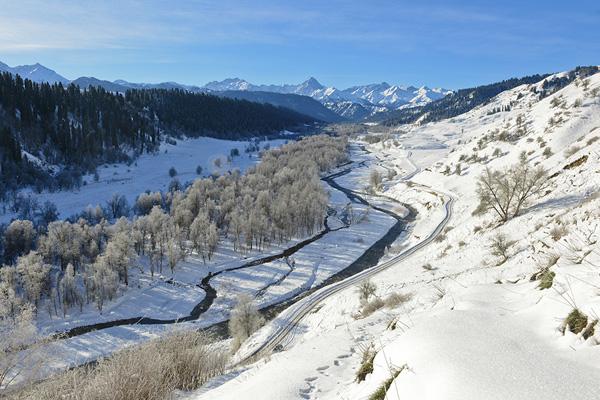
left=194, top=68, right=600, bottom=399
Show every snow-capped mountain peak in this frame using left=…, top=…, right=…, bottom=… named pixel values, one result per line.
left=8, top=62, right=69, bottom=85
left=203, top=78, right=253, bottom=91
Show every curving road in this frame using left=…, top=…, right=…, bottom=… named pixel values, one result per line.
left=238, top=151, right=454, bottom=363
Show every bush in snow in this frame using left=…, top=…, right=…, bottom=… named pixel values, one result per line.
left=383, top=292, right=413, bottom=308
left=228, top=294, right=265, bottom=352
left=550, top=224, right=568, bottom=241
left=368, top=365, right=407, bottom=400
left=357, top=280, right=377, bottom=304
left=488, top=233, right=515, bottom=266
left=562, top=309, right=595, bottom=339
left=9, top=330, right=228, bottom=400
left=0, top=297, right=43, bottom=393
left=360, top=297, right=385, bottom=318
left=368, top=170, right=383, bottom=193
left=536, top=269, right=555, bottom=290
left=168, top=166, right=177, bottom=177
left=355, top=343, right=376, bottom=382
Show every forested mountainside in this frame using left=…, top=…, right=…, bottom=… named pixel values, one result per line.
left=379, top=73, right=550, bottom=125
left=215, top=90, right=345, bottom=123
left=379, top=67, right=599, bottom=126
left=0, top=73, right=315, bottom=193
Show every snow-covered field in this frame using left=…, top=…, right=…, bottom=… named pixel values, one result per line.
left=1, top=136, right=286, bottom=222
left=193, top=69, right=600, bottom=399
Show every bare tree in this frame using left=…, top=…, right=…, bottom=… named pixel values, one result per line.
left=475, top=159, right=548, bottom=222
left=3, top=220, right=36, bottom=264
left=105, top=194, right=130, bottom=220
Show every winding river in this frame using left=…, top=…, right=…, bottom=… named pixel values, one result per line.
left=51, top=149, right=414, bottom=342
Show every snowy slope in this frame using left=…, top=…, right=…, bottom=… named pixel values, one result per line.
left=193, top=68, right=600, bottom=400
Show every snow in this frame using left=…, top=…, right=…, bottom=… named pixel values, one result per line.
left=1, top=136, right=286, bottom=222
left=24, top=144, right=403, bottom=383
left=192, top=69, right=600, bottom=400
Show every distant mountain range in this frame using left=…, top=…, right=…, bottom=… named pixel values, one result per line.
left=203, top=77, right=451, bottom=118
left=0, top=61, right=451, bottom=121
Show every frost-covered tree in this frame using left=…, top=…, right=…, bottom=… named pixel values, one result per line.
left=89, top=256, right=119, bottom=312
left=16, top=252, right=50, bottom=308
left=190, top=212, right=218, bottom=262
left=59, top=263, right=83, bottom=314
left=0, top=296, right=39, bottom=391
left=103, top=231, right=135, bottom=285
left=38, top=221, right=83, bottom=271
left=228, top=294, right=264, bottom=352
left=146, top=206, right=171, bottom=276
left=134, top=192, right=163, bottom=216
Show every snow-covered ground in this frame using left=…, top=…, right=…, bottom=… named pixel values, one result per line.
left=0, top=136, right=286, bottom=222
left=27, top=144, right=404, bottom=382
left=193, top=69, right=600, bottom=399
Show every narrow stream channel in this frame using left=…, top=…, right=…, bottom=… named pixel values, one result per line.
left=52, top=148, right=414, bottom=341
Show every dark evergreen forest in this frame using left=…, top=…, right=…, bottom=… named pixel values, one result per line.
left=0, top=73, right=315, bottom=194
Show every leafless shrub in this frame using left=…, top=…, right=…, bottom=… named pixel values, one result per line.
left=360, top=297, right=385, bottom=317
left=489, top=233, right=515, bottom=265
left=357, top=280, right=377, bottom=304
left=369, top=170, right=383, bottom=193
left=383, top=292, right=413, bottom=308
left=550, top=224, right=569, bottom=241
left=422, top=263, right=437, bottom=271
left=434, top=233, right=447, bottom=243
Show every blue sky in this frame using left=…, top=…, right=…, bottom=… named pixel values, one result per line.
left=0, top=0, right=598, bottom=89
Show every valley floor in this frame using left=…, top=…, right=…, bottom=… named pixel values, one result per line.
left=22, top=143, right=408, bottom=383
